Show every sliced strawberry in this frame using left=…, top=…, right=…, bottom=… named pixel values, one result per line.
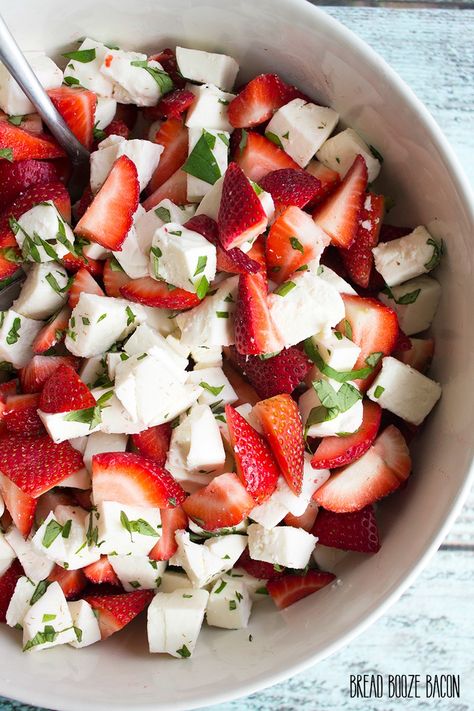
left=267, top=570, right=335, bottom=609
left=3, top=393, right=44, bottom=435
left=394, top=337, right=434, bottom=373
left=75, top=186, right=94, bottom=221
left=32, top=305, right=71, bottom=355
left=305, top=160, right=341, bottom=205
left=0, top=380, right=18, bottom=401
left=0, top=251, right=21, bottom=281
left=120, top=276, right=200, bottom=309
left=234, top=272, right=283, bottom=355
left=393, top=328, right=412, bottom=353
left=0, top=159, right=62, bottom=212
left=70, top=488, right=93, bottom=511
left=218, top=162, right=267, bottom=250
left=312, top=505, right=380, bottom=553
left=266, top=206, right=330, bottom=283
left=83, top=556, right=121, bottom=587
left=148, top=506, right=188, bottom=561
left=221, top=361, right=260, bottom=406
left=228, top=74, right=306, bottom=128
left=228, top=345, right=312, bottom=399
left=182, top=472, right=255, bottom=530
left=75, top=155, right=139, bottom=250
left=103, top=257, right=131, bottom=297
left=148, top=48, right=184, bottom=88
left=47, top=564, right=88, bottom=599
left=311, top=400, right=382, bottom=469
left=61, top=250, right=103, bottom=278
left=379, top=224, right=413, bottom=243
left=47, top=86, right=96, bottom=149
left=259, top=168, right=322, bottom=210
left=0, top=473, right=36, bottom=535
left=102, top=118, right=130, bottom=141
left=39, top=363, right=97, bottom=414
left=148, top=118, right=188, bottom=194
left=313, top=155, right=368, bottom=248
left=155, top=89, right=195, bottom=120
left=0, top=121, right=65, bottom=161
left=284, top=500, right=319, bottom=531
left=84, top=589, right=153, bottom=639
left=92, top=452, right=186, bottom=508
left=131, top=424, right=172, bottom=467
left=113, top=104, right=138, bottom=130
left=313, top=425, right=411, bottom=512
left=253, top=394, right=304, bottom=495
left=236, top=548, right=286, bottom=580
left=68, top=267, right=104, bottom=308
left=142, top=168, right=187, bottom=210
left=0, top=559, right=24, bottom=622
left=225, top=404, right=279, bottom=504
left=339, top=192, right=384, bottom=288
left=234, top=131, right=299, bottom=183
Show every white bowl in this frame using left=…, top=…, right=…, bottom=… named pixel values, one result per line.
left=1, top=1, right=473, bottom=709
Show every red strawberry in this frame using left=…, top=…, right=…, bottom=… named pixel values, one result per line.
left=221, top=360, right=261, bottom=407
left=70, top=488, right=93, bottom=511
left=0, top=473, right=36, bottom=535
left=339, top=192, right=384, bottom=288
left=228, top=345, right=312, bottom=399
left=393, top=328, right=412, bottom=353
left=3, top=393, right=44, bottom=435
left=148, top=118, right=188, bottom=194
left=228, top=74, right=307, bottom=128
left=259, top=168, right=322, bottom=209
left=305, top=160, right=341, bottom=205
left=379, top=224, right=413, bottom=243
left=102, top=118, right=130, bottom=141
left=218, top=162, right=267, bottom=250
left=234, top=272, right=283, bottom=355
left=61, top=251, right=103, bottom=279
left=148, top=48, right=185, bottom=88
left=313, top=155, right=368, bottom=248
left=236, top=548, right=286, bottom=580
left=155, top=89, right=195, bottom=120
left=103, top=257, right=131, bottom=297
left=39, top=364, right=97, bottom=414
left=47, top=565, right=88, bottom=599
left=149, top=506, right=188, bottom=561
left=92, top=452, right=186, bottom=508
left=84, top=589, right=153, bottom=639
left=34, top=488, right=77, bottom=526
left=284, top=500, right=319, bottom=532
left=234, top=131, right=299, bottom=183
left=311, top=400, right=382, bottom=469
left=47, top=86, right=96, bottom=149
left=313, top=425, right=411, bottom=512
left=0, top=112, right=43, bottom=135
left=120, top=276, right=200, bottom=309
left=0, top=159, right=62, bottom=212
left=0, top=250, right=21, bottom=280
left=267, top=570, right=335, bottom=609
left=68, top=267, right=104, bottom=308
left=32, top=305, right=71, bottom=355
left=266, top=206, right=330, bottom=283
left=114, top=104, right=138, bottom=130
left=225, top=404, right=279, bottom=503
left=75, top=186, right=93, bottom=220
left=253, top=394, right=304, bottom=495
left=394, top=338, right=434, bottom=373
left=0, top=432, right=85, bottom=497
left=0, top=559, right=24, bottom=622
left=312, top=505, right=380, bottom=553
left=75, top=156, right=139, bottom=250
left=182, top=472, right=255, bottom=530
left=0, top=380, right=18, bottom=401
left=131, top=424, right=172, bottom=467
left=0, top=121, right=65, bottom=161
left=83, top=556, right=121, bottom=586
left=142, top=168, right=187, bottom=210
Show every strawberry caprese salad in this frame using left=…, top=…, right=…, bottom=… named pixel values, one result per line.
left=0, top=39, right=443, bottom=657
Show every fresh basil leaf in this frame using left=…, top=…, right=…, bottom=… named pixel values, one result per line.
left=109, top=256, right=124, bottom=272
left=23, top=624, right=58, bottom=651
left=290, top=236, right=304, bottom=254
left=194, top=255, right=208, bottom=277
left=374, top=385, right=385, bottom=398
left=196, top=275, right=209, bottom=300
left=7, top=115, right=23, bottom=126
left=0, top=149, right=14, bottom=162
left=130, top=518, right=159, bottom=537
left=176, top=644, right=191, bottom=658
left=337, top=382, right=362, bottom=411
left=182, top=130, right=222, bottom=185
left=313, top=379, right=340, bottom=410
left=63, top=76, right=80, bottom=86
left=365, top=352, right=383, bottom=368
left=63, top=48, right=96, bottom=63
left=30, top=580, right=50, bottom=606
left=274, top=280, right=296, bottom=297
left=3, top=248, right=22, bottom=264
left=199, top=381, right=224, bottom=397
left=154, top=206, right=171, bottom=223
left=304, top=338, right=374, bottom=382
left=424, top=238, right=444, bottom=271
left=130, top=60, right=173, bottom=94
left=215, top=310, right=229, bottom=318
left=218, top=132, right=229, bottom=147
left=45, top=272, right=66, bottom=295
left=42, top=520, right=63, bottom=549
left=125, top=305, right=136, bottom=327
left=6, top=317, right=21, bottom=345
left=265, top=131, right=283, bottom=149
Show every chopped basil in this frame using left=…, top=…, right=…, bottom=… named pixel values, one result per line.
left=109, top=256, right=124, bottom=272
left=342, top=319, right=353, bottom=341
left=274, top=280, right=296, bottom=297
left=214, top=580, right=227, bottom=594
left=42, top=614, right=56, bottom=622
left=176, top=644, right=191, bottom=658
left=155, top=206, right=171, bottom=222
left=63, top=76, right=80, bottom=86
left=97, top=313, right=107, bottom=323
left=196, top=275, right=209, bottom=300
left=424, top=238, right=444, bottom=271
left=23, top=624, right=58, bottom=651
left=93, top=124, right=107, bottom=141
left=382, top=286, right=420, bottom=305
left=374, top=385, right=385, bottom=398
left=290, top=236, right=304, bottom=254
left=182, top=130, right=222, bottom=185
left=304, top=338, right=378, bottom=383
left=218, top=98, right=229, bottom=105
left=258, top=351, right=280, bottom=360
left=150, top=245, right=162, bottom=278
left=305, top=379, right=362, bottom=434
left=223, top=292, right=234, bottom=303
left=64, top=406, right=101, bottom=430
left=218, top=132, right=230, bottom=147
left=369, top=144, right=384, bottom=163
left=125, top=306, right=136, bottom=327
left=0, top=149, right=14, bottom=162
left=273, top=564, right=284, bottom=572
left=128, top=580, right=141, bottom=589
left=239, top=129, right=248, bottom=154
left=95, top=390, right=114, bottom=408
left=265, top=131, right=283, bottom=149
left=199, top=381, right=224, bottom=397
left=45, top=272, right=67, bottom=295
left=215, top=311, right=229, bottom=318
left=365, top=352, right=383, bottom=368
left=182, top=593, right=193, bottom=598
left=282, top=130, right=290, bottom=140
left=61, top=520, right=72, bottom=539
left=56, top=218, right=75, bottom=254
left=82, top=317, right=90, bottom=326
left=63, top=48, right=96, bottom=63
left=3, top=247, right=22, bottom=264
left=228, top=600, right=237, bottom=611
left=334, top=331, right=343, bottom=340
left=168, top=497, right=177, bottom=507
left=235, top=591, right=243, bottom=602
left=7, top=115, right=23, bottom=126
left=120, top=510, right=159, bottom=541
left=6, top=317, right=21, bottom=345
left=194, top=255, right=208, bottom=277
left=255, top=587, right=268, bottom=595
left=74, top=626, right=83, bottom=643
left=168, top=230, right=182, bottom=236
left=130, top=60, right=173, bottom=94
left=30, top=580, right=50, bottom=606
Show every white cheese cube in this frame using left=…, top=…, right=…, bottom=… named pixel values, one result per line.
left=185, top=83, right=235, bottom=131
left=108, top=555, right=166, bottom=591
left=13, top=262, right=68, bottom=320
left=124, top=321, right=187, bottom=369
left=158, top=570, right=193, bottom=594
left=68, top=436, right=88, bottom=455
left=94, top=96, right=117, bottom=130
left=186, top=127, right=230, bottom=202
left=0, top=531, right=15, bottom=577
left=79, top=356, right=105, bottom=388
left=14, top=201, right=74, bottom=262
left=373, top=226, right=442, bottom=287
left=188, top=519, right=248, bottom=536
left=316, top=127, right=381, bottom=182
left=176, top=47, right=239, bottom=91
left=0, top=309, right=42, bottom=369
left=206, top=577, right=252, bottom=629
left=63, top=38, right=115, bottom=98
left=378, top=276, right=441, bottom=335
left=83, top=431, right=128, bottom=473
left=175, top=531, right=245, bottom=588
left=170, top=404, right=226, bottom=474
left=5, top=526, right=54, bottom=582
left=67, top=600, right=101, bottom=648
left=82, top=241, right=109, bottom=260
left=91, top=387, right=147, bottom=435
left=223, top=568, right=268, bottom=601
left=135, top=200, right=195, bottom=254
left=165, top=433, right=215, bottom=494
left=310, top=328, right=361, bottom=372
left=140, top=305, right=176, bottom=336
left=247, top=523, right=317, bottom=569
left=6, top=576, right=36, bottom=628
left=106, top=352, right=122, bottom=380
left=299, top=379, right=363, bottom=437
left=113, top=225, right=148, bottom=279
left=204, top=534, right=247, bottom=569
left=33, top=506, right=100, bottom=570
left=149, top=222, right=217, bottom=292
left=367, top=356, right=441, bottom=425
left=186, top=366, right=237, bottom=407
left=166, top=333, right=191, bottom=360
left=177, top=276, right=238, bottom=346
left=313, top=544, right=348, bottom=572
left=100, top=49, right=165, bottom=106
left=90, top=136, right=163, bottom=193
left=248, top=495, right=288, bottom=529
left=38, top=408, right=102, bottom=444
left=266, top=99, right=339, bottom=168
left=22, top=581, right=76, bottom=652
left=195, top=175, right=224, bottom=220
left=147, top=587, right=209, bottom=657
left=314, top=264, right=357, bottom=295
left=0, top=53, right=62, bottom=115
left=30, top=512, right=68, bottom=563
left=96, top=501, right=161, bottom=556
left=190, top=345, right=223, bottom=369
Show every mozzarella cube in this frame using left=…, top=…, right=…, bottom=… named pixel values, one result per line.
left=38, top=408, right=102, bottom=444
left=170, top=404, right=226, bottom=474
left=82, top=240, right=109, bottom=260
left=113, top=225, right=148, bottom=279
left=186, top=127, right=230, bottom=202
left=0, top=531, right=15, bottom=577
left=299, top=379, right=363, bottom=437
left=247, top=523, right=317, bottom=569
left=195, top=175, right=224, bottom=220
left=6, top=576, right=36, bottom=628
left=108, top=555, right=166, bottom=591
left=373, top=226, right=443, bottom=287
left=91, top=387, right=147, bottom=434
left=83, top=431, right=128, bottom=473
left=68, top=436, right=88, bottom=455
left=177, top=276, right=238, bottom=346
left=96, top=501, right=161, bottom=556
left=32, top=506, right=101, bottom=570
left=68, top=600, right=101, bottom=648
left=100, top=49, right=166, bottom=106
left=379, top=276, right=441, bottom=335
left=190, top=345, right=223, bottom=369
left=147, top=587, right=209, bottom=657
left=106, top=352, right=122, bottom=380
left=63, top=38, right=115, bottom=97
left=310, top=328, right=361, bottom=372
left=367, top=356, right=441, bottom=425
left=314, top=264, right=357, bottom=295
left=14, top=202, right=74, bottom=262
left=176, top=47, right=239, bottom=91
left=223, top=568, right=268, bottom=601
left=95, top=96, right=117, bottom=130
left=22, top=581, right=76, bottom=652
left=125, top=322, right=187, bottom=375
left=79, top=356, right=105, bottom=388
left=13, top=262, right=68, bottom=320
left=206, top=577, right=252, bottom=629
left=90, top=136, right=163, bottom=193
left=174, top=531, right=245, bottom=588
left=185, top=83, right=235, bottom=131
left=186, top=366, right=237, bottom=407
left=313, top=544, right=348, bottom=572
left=135, top=200, right=196, bottom=254
left=166, top=333, right=191, bottom=360
left=158, top=570, right=193, bottom=594
left=141, top=305, right=176, bottom=336
left=316, top=128, right=381, bottom=182
left=204, top=534, right=248, bottom=568
left=5, top=526, right=54, bottom=582
left=0, top=53, right=62, bottom=115
left=0, top=309, right=42, bottom=369
left=165, top=432, right=215, bottom=494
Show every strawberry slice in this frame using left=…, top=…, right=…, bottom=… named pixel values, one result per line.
left=0, top=121, right=65, bottom=161
left=182, top=472, right=255, bottom=530
left=339, top=192, right=384, bottom=288
left=155, top=89, right=195, bottom=120
left=71, top=488, right=93, bottom=511
left=259, top=168, right=322, bottom=209
left=227, top=345, right=312, bottom=399
left=3, top=393, right=44, bottom=435
left=47, top=86, right=96, bottom=149
left=234, top=272, right=283, bottom=355
left=75, top=155, right=139, bottom=250
left=0, top=473, right=36, bottom=535
left=0, top=250, right=21, bottom=281
left=103, top=118, right=130, bottom=141
left=253, top=394, right=304, bottom=495
left=75, top=186, right=94, bottom=220
left=103, top=257, right=131, bottom=297
left=0, top=380, right=18, bottom=400
left=266, top=206, right=330, bottom=283
left=311, top=400, right=382, bottom=469
left=228, top=74, right=306, bottom=128
left=39, top=363, right=97, bottom=414
left=148, top=118, right=188, bottom=194
left=68, top=267, right=104, bottom=308
left=47, top=564, right=88, bottom=599
left=34, top=488, right=77, bottom=526
left=284, top=500, right=319, bottom=531
left=221, top=361, right=261, bottom=407
left=225, top=404, right=279, bottom=504
left=267, top=570, right=335, bottom=610
left=149, top=48, right=185, bottom=87
left=131, top=424, right=172, bottom=467
left=84, top=590, right=153, bottom=639
left=149, top=506, right=188, bottom=561
left=305, top=160, right=341, bottom=205
left=312, top=505, right=380, bottom=553
left=0, top=559, right=24, bottom=622
left=83, top=556, right=121, bottom=586
left=313, top=155, right=368, bottom=248
left=61, top=250, right=103, bottom=278
left=0, top=432, right=85, bottom=497
left=394, top=338, right=434, bottom=373
left=32, top=305, right=71, bottom=355
left=217, top=162, right=267, bottom=250
left=0, top=159, right=62, bottom=212
left=313, top=425, right=411, bottom=513
left=120, top=276, right=200, bottom=309
left=234, top=131, right=299, bottom=183
left=92, top=452, right=186, bottom=508
left=236, top=548, right=286, bottom=580
left=142, top=168, right=187, bottom=210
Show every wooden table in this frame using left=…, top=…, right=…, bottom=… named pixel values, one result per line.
left=0, top=3, right=472, bottom=710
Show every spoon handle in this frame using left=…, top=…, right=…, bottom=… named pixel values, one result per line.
left=0, top=14, right=90, bottom=165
